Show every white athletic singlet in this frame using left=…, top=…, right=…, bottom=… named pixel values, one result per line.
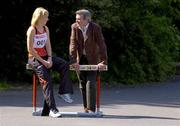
left=33, top=26, right=48, bottom=57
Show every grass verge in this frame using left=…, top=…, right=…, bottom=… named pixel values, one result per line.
left=0, top=81, right=13, bottom=90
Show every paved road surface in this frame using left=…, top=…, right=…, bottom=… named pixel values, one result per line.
left=0, top=77, right=180, bottom=126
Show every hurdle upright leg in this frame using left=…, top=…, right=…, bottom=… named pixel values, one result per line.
left=32, top=73, right=37, bottom=112
left=96, top=72, right=101, bottom=113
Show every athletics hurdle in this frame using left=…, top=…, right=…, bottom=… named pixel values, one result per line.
left=26, top=64, right=38, bottom=113
left=59, top=65, right=108, bottom=117
left=26, top=64, right=107, bottom=117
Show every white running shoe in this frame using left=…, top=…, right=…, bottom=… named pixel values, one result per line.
left=49, top=109, right=61, bottom=118
left=58, top=93, right=73, bottom=103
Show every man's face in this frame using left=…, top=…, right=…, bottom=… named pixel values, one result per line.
left=76, top=14, right=87, bottom=27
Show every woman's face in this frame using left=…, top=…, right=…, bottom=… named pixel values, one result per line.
left=39, top=14, right=49, bottom=26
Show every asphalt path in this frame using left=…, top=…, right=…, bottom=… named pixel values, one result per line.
left=0, top=77, right=180, bottom=126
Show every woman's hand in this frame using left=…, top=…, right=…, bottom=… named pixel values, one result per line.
left=47, top=57, right=53, bottom=68
left=42, top=59, right=52, bottom=69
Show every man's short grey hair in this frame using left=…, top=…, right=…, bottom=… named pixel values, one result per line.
left=76, top=9, right=92, bottom=22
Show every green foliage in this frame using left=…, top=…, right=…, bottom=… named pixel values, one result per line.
left=83, top=0, right=180, bottom=84
left=0, top=0, right=180, bottom=85
left=0, top=81, right=12, bottom=90
left=0, top=0, right=83, bottom=82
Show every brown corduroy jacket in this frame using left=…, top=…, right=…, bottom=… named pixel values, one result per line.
left=69, top=22, right=108, bottom=65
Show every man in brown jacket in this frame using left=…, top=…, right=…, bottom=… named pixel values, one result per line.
left=69, top=9, right=108, bottom=113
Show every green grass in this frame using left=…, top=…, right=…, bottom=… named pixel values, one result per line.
left=0, top=81, right=12, bottom=90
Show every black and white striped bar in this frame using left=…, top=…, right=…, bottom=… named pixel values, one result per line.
left=70, top=65, right=108, bottom=71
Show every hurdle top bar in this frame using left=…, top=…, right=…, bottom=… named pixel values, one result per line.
left=69, top=65, right=108, bottom=71
left=26, top=64, right=108, bottom=71
left=26, top=64, right=33, bottom=70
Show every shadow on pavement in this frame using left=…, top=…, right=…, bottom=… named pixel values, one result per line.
left=0, top=80, right=180, bottom=108
left=102, top=114, right=180, bottom=120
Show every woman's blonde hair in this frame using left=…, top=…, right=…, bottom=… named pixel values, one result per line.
left=31, top=7, right=49, bottom=26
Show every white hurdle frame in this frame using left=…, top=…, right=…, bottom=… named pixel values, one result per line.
left=27, top=64, right=108, bottom=117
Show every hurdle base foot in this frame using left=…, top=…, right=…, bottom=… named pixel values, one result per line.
left=59, top=111, right=103, bottom=117
left=32, top=111, right=103, bottom=117
left=32, top=109, right=42, bottom=116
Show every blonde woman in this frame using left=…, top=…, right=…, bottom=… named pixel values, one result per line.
left=27, top=7, right=73, bottom=118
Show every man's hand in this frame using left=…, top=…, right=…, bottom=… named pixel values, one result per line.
left=97, top=61, right=106, bottom=71
left=71, top=63, right=80, bottom=71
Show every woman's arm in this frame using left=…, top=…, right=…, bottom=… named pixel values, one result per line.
left=27, top=26, right=47, bottom=66
left=44, top=26, right=52, bottom=58
left=45, top=26, right=53, bottom=68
